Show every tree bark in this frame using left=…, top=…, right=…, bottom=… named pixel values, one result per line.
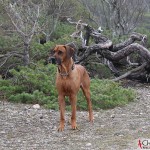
left=23, top=43, right=30, bottom=66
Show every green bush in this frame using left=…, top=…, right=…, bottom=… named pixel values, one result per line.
left=53, top=22, right=75, bottom=40
left=77, top=79, right=135, bottom=110
left=86, top=63, right=114, bottom=79
left=91, top=79, right=135, bottom=109
left=0, top=63, right=59, bottom=110
left=0, top=63, right=135, bottom=110
left=0, top=35, right=21, bottom=49
left=31, top=29, right=74, bottom=61
left=31, top=41, right=56, bottom=61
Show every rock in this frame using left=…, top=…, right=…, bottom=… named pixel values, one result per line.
left=101, top=125, right=105, bottom=128
left=110, top=114, right=115, bottom=118
left=94, top=113, right=98, bottom=117
left=32, top=104, right=40, bottom=109
left=40, top=116, right=44, bottom=119
left=86, top=143, right=92, bottom=147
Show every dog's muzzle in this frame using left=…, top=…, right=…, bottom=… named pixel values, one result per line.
left=48, top=57, right=56, bottom=64
left=55, top=57, right=62, bottom=65
left=48, top=57, right=61, bottom=65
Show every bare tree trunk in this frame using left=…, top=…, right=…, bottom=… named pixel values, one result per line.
left=23, top=43, right=30, bottom=66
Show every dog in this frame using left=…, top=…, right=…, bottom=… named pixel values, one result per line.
left=53, top=45, right=93, bottom=131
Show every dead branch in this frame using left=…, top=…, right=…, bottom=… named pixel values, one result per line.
left=0, top=52, right=23, bottom=68
left=113, top=32, right=147, bottom=51
left=68, top=19, right=150, bottom=82
left=112, top=62, right=147, bottom=81
left=67, top=18, right=88, bottom=26
left=126, top=56, right=139, bottom=66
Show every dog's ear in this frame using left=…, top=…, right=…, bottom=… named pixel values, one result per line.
left=64, top=45, right=74, bottom=58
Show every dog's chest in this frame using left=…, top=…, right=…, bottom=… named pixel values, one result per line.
left=57, top=76, right=80, bottom=94
left=62, top=81, right=73, bottom=93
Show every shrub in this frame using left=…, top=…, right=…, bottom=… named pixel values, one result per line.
left=53, top=22, right=74, bottom=40
left=91, top=79, right=135, bottom=109
left=31, top=34, right=74, bottom=61
left=86, top=63, right=114, bottom=79
left=0, top=63, right=58, bottom=109
left=77, top=79, right=135, bottom=110
left=0, top=63, right=135, bottom=110
left=31, top=41, right=56, bottom=61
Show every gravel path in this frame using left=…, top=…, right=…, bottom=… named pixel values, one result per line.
left=0, top=83, right=150, bottom=150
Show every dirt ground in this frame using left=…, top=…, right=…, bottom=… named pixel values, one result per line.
left=0, top=82, right=150, bottom=150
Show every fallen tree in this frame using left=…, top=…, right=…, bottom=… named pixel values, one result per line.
left=67, top=18, right=150, bottom=82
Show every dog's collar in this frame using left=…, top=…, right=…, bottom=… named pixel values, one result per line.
left=58, top=63, right=75, bottom=76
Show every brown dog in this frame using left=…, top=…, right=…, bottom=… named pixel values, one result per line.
left=53, top=45, right=93, bottom=131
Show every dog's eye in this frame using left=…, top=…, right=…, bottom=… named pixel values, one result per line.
left=49, top=49, right=55, bottom=55
left=58, top=51, right=63, bottom=55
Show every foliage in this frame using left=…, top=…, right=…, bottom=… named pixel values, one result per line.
left=0, top=34, right=21, bottom=50
left=31, top=41, right=55, bottom=61
left=0, top=63, right=135, bottom=110
left=52, top=22, right=75, bottom=40
left=90, top=79, right=135, bottom=109
left=0, top=63, right=59, bottom=109
left=76, top=79, right=135, bottom=110
left=31, top=23, right=75, bottom=61
left=86, top=63, right=114, bottom=79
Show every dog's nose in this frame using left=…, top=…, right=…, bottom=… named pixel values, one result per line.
left=48, top=57, right=56, bottom=64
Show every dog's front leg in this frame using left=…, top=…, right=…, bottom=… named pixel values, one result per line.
left=69, top=95, right=78, bottom=130
left=58, top=95, right=65, bottom=132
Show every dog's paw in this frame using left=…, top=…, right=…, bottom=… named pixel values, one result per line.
left=89, top=114, right=94, bottom=123
left=72, top=126, right=78, bottom=130
left=58, top=125, right=64, bottom=132
left=71, top=123, right=78, bottom=130
left=90, top=117, right=94, bottom=122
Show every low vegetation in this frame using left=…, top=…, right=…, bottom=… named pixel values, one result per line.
left=0, top=63, right=135, bottom=110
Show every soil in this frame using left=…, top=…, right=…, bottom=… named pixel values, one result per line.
left=0, top=82, right=150, bottom=150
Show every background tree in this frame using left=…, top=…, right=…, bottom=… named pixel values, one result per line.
left=38, top=0, right=65, bottom=42
left=1, top=0, right=40, bottom=66
left=38, top=0, right=84, bottom=42
left=0, top=0, right=81, bottom=68
left=79, top=0, right=147, bottom=37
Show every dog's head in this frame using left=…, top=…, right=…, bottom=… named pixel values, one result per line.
left=53, top=45, right=74, bottom=65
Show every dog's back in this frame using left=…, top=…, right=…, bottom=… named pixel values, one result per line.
left=75, top=64, right=90, bottom=87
